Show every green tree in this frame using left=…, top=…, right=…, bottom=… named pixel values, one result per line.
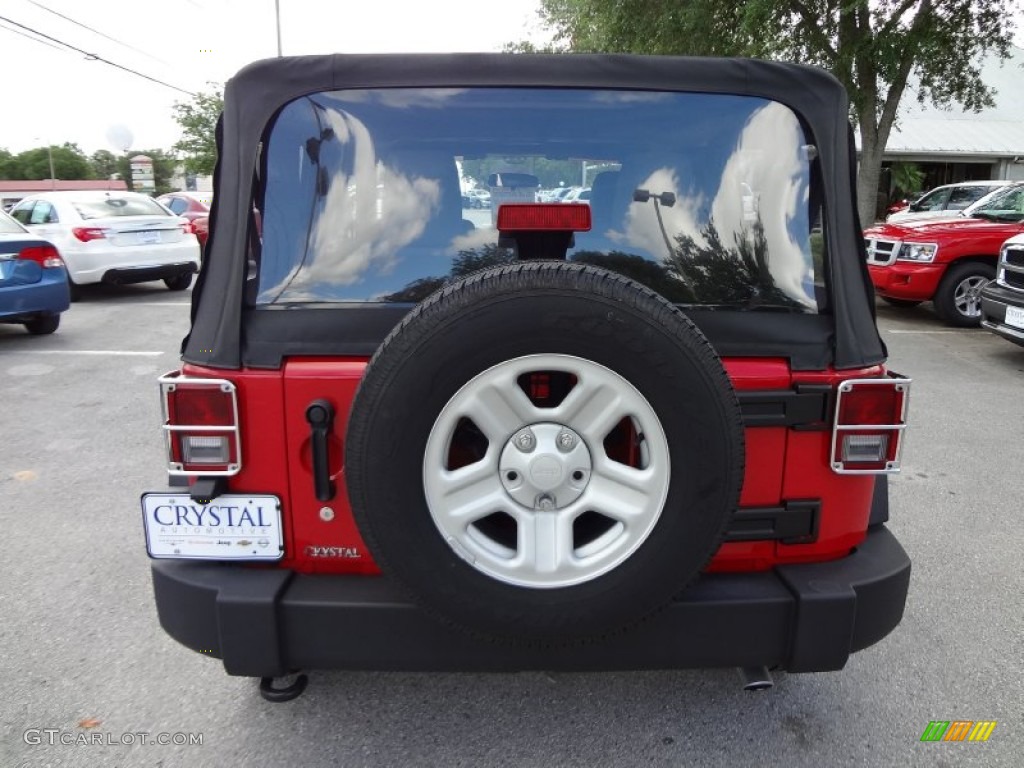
left=115, top=149, right=179, bottom=195
left=535, top=0, right=1016, bottom=226
left=11, top=143, right=94, bottom=181
left=667, top=217, right=804, bottom=309
left=90, top=149, right=121, bottom=181
left=462, top=157, right=587, bottom=189
left=889, top=161, right=926, bottom=198
left=0, top=147, right=15, bottom=179
left=172, top=84, right=223, bottom=176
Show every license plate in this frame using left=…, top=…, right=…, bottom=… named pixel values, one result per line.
left=141, top=493, right=283, bottom=560
left=137, top=230, right=160, bottom=244
left=1006, top=305, right=1024, bottom=330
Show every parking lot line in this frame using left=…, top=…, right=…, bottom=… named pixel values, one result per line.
left=886, top=329, right=986, bottom=334
left=8, top=350, right=165, bottom=356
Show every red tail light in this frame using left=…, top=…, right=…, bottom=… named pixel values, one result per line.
left=18, top=245, right=64, bottom=268
left=497, top=203, right=592, bottom=232
left=830, top=376, right=910, bottom=474
left=72, top=227, right=106, bottom=242
left=160, top=373, right=241, bottom=475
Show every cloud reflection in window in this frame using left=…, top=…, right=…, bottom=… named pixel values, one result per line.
left=261, top=107, right=443, bottom=301
left=618, top=102, right=815, bottom=308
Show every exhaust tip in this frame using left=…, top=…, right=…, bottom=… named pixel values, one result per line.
left=737, top=666, right=774, bottom=691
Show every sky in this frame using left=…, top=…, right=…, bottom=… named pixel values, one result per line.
left=0, top=0, right=551, bottom=155
left=2, top=1, right=1024, bottom=158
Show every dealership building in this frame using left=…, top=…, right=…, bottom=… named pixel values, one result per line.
left=875, top=43, right=1024, bottom=212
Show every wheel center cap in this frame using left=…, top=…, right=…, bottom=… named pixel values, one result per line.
left=499, top=422, right=591, bottom=510
left=529, top=455, right=564, bottom=490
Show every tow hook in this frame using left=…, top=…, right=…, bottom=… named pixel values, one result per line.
left=259, top=673, right=309, bottom=703
left=737, top=666, right=774, bottom=691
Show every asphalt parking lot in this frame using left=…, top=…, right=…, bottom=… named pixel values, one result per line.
left=1, top=285, right=1022, bottom=767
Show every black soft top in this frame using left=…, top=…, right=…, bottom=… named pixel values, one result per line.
left=185, top=53, right=884, bottom=371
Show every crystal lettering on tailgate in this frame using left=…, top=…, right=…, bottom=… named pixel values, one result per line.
left=151, top=503, right=271, bottom=528
left=305, top=545, right=361, bottom=559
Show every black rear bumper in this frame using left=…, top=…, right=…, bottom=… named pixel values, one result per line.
left=150, top=525, right=910, bottom=677
left=102, top=262, right=197, bottom=285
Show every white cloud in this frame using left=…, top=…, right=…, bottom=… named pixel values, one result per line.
left=262, top=108, right=443, bottom=298
left=616, top=102, right=814, bottom=307
left=709, top=102, right=813, bottom=306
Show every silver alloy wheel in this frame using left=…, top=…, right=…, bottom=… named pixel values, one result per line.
left=953, top=275, right=989, bottom=318
left=422, top=353, right=670, bottom=589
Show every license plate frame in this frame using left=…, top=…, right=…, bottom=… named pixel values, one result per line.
left=137, top=230, right=160, bottom=245
left=141, top=493, right=284, bottom=560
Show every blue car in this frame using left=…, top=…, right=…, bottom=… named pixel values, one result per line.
left=0, top=208, right=70, bottom=334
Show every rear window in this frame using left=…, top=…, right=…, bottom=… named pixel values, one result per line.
left=970, top=184, right=1024, bottom=221
left=0, top=210, right=27, bottom=233
left=257, top=87, right=823, bottom=312
left=73, top=196, right=170, bottom=220
left=947, top=185, right=997, bottom=209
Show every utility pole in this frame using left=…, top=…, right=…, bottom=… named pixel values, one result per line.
left=275, top=0, right=282, bottom=56
left=35, top=137, right=57, bottom=190
left=47, top=145, right=56, bottom=191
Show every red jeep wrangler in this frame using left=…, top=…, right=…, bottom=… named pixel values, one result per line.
left=864, top=182, right=1024, bottom=326
left=143, top=54, right=911, bottom=700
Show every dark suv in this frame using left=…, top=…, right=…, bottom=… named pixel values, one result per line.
left=142, top=54, right=911, bottom=698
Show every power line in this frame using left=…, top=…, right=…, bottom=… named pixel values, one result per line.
left=24, top=0, right=173, bottom=68
left=0, top=14, right=195, bottom=96
left=0, top=17, right=64, bottom=52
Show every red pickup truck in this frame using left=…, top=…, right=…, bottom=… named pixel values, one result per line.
left=863, top=182, right=1024, bottom=326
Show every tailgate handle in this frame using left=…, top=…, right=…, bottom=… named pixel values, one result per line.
left=305, top=400, right=336, bottom=502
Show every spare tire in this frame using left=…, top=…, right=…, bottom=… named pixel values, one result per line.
left=345, top=262, right=744, bottom=643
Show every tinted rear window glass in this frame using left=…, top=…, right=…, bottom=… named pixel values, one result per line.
left=947, top=186, right=994, bottom=208
left=258, top=87, right=821, bottom=312
left=971, top=185, right=1024, bottom=218
left=0, top=210, right=27, bottom=233
left=73, top=196, right=169, bottom=219
left=10, top=204, right=33, bottom=225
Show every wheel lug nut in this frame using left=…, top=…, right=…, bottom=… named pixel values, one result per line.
left=513, top=428, right=536, bottom=452
left=556, top=430, right=576, bottom=452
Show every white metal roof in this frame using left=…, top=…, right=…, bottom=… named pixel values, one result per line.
left=867, top=44, right=1024, bottom=157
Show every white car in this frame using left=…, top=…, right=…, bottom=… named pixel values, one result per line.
left=539, top=186, right=573, bottom=202
left=561, top=186, right=591, bottom=204
left=9, top=191, right=201, bottom=299
left=886, top=180, right=1013, bottom=224
left=463, top=188, right=491, bottom=209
